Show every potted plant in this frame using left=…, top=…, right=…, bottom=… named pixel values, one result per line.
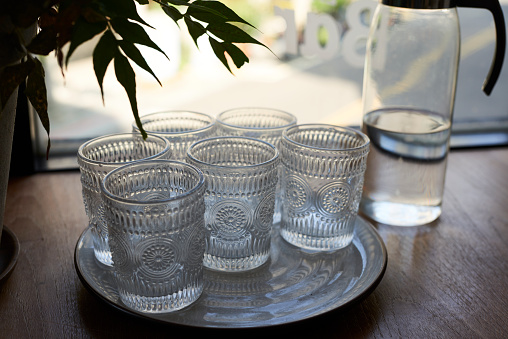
left=0, top=0, right=267, bottom=264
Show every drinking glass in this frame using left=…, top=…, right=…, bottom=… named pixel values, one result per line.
left=77, top=133, right=172, bottom=266
left=216, top=107, right=297, bottom=145
left=132, top=111, right=216, bottom=160
left=279, top=124, right=370, bottom=251
left=100, top=160, right=206, bottom=313
left=216, top=107, right=297, bottom=224
left=186, top=136, right=279, bottom=272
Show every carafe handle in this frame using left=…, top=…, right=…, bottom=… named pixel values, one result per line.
left=457, top=0, right=506, bottom=95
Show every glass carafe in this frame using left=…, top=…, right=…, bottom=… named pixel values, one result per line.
left=361, top=0, right=506, bottom=226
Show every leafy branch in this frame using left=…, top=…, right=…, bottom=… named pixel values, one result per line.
left=156, top=0, right=272, bottom=73
left=0, top=0, right=269, bottom=153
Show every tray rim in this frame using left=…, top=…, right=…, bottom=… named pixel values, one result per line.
left=74, top=216, right=387, bottom=329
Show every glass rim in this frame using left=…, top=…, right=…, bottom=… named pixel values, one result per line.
left=132, top=110, right=216, bottom=136
left=216, top=107, right=297, bottom=131
left=100, top=160, right=205, bottom=205
left=186, top=136, right=279, bottom=170
left=77, top=132, right=171, bottom=166
left=282, top=124, right=370, bottom=152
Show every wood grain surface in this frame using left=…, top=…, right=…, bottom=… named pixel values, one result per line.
left=1, top=147, right=507, bottom=338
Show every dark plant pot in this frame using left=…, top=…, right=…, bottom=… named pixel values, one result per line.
left=0, top=86, right=19, bottom=288
left=0, top=88, right=18, bottom=245
left=0, top=25, right=35, bottom=276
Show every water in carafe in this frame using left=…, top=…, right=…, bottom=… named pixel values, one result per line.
left=361, top=108, right=451, bottom=226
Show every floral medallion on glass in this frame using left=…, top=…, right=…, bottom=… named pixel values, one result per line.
left=108, top=227, right=132, bottom=277
left=135, top=237, right=181, bottom=280
left=183, top=221, right=205, bottom=270
left=210, top=200, right=252, bottom=240
left=317, top=182, right=352, bottom=217
left=254, top=192, right=276, bottom=233
left=284, top=175, right=312, bottom=212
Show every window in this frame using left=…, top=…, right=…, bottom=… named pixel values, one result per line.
left=28, top=0, right=508, bottom=171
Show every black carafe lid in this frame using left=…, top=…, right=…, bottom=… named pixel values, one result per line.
left=382, top=0, right=456, bottom=9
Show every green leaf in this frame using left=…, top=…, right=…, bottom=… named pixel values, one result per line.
left=162, top=5, right=183, bottom=24
left=224, top=43, right=249, bottom=69
left=188, top=1, right=255, bottom=28
left=65, top=18, right=107, bottom=66
left=207, top=22, right=265, bottom=46
left=100, top=0, right=152, bottom=28
left=158, top=0, right=226, bottom=19
left=119, top=40, right=162, bottom=86
left=209, top=37, right=232, bottom=74
left=26, top=27, right=58, bottom=55
left=164, top=0, right=191, bottom=4
left=0, top=60, right=35, bottom=111
left=93, top=30, right=117, bottom=102
left=113, top=51, right=146, bottom=139
left=81, top=7, right=107, bottom=24
left=25, top=56, right=51, bottom=158
left=184, top=17, right=206, bottom=48
left=110, top=18, right=168, bottom=59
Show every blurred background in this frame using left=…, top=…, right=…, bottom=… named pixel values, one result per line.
left=26, top=0, right=508, bottom=170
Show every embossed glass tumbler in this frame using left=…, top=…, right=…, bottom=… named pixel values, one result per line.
left=100, top=160, right=206, bottom=313
left=216, top=107, right=297, bottom=224
left=280, top=124, right=370, bottom=251
left=132, top=111, right=216, bottom=160
left=77, top=133, right=172, bottom=266
left=186, top=137, right=279, bottom=272
left=216, top=107, right=297, bottom=143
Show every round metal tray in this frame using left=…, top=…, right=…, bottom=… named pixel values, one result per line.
left=74, top=217, right=387, bottom=328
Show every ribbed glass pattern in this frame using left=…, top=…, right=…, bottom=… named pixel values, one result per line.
left=280, top=125, right=369, bottom=251
left=216, top=108, right=297, bottom=147
left=101, top=160, right=205, bottom=313
left=77, top=133, right=172, bottom=266
left=132, top=111, right=216, bottom=160
left=187, top=137, right=279, bottom=272
left=216, top=108, right=297, bottom=224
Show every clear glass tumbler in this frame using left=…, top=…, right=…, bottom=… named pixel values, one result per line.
left=216, top=107, right=297, bottom=224
left=279, top=124, right=370, bottom=251
left=216, top=107, right=297, bottom=145
left=132, top=111, right=216, bottom=160
left=100, top=160, right=206, bottom=313
left=77, top=133, right=172, bottom=266
left=186, top=136, right=279, bottom=272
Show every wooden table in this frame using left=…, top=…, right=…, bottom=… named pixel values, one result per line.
left=1, top=147, right=507, bottom=338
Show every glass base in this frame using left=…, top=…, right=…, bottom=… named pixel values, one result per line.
left=92, top=235, right=112, bottom=266
left=360, top=198, right=441, bottom=226
left=203, top=252, right=270, bottom=272
left=279, top=228, right=354, bottom=252
left=118, top=284, right=203, bottom=313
